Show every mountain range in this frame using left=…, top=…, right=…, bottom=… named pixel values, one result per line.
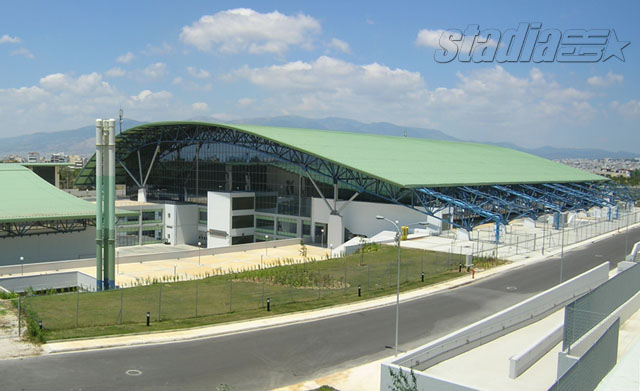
left=1, top=116, right=637, bottom=160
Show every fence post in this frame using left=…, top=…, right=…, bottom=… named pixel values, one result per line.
left=261, top=278, right=265, bottom=308
left=17, top=297, right=21, bottom=338
left=119, top=288, right=123, bottom=325
left=229, top=280, right=232, bottom=312
left=344, top=262, right=347, bottom=295
left=367, top=264, right=370, bottom=291
left=158, top=285, right=162, bottom=322
left=405, top=259, right=409, bottom=283
left=195, top=281, right=198, bottom=317
left=76, top=288, right=80, bottom=328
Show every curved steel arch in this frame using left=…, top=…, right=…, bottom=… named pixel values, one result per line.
left=75, top=122, right=629, bottom=239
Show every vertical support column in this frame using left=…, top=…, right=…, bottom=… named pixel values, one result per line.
left=105, top=119, right=117, bottom=289
left=95, top=119, right=104, bottom=291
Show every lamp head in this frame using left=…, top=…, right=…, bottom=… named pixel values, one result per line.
left=375, top=215, right=384, bottom=220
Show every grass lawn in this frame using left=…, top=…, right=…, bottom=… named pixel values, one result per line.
left=21, top=245, right=506, bottom=341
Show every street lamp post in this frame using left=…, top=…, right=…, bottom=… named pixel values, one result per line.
left=321, top=228, right=325, bottom=249
left=265, top=235, right=269, bottom=257
left=198, top=241, right=202, bottom=265
left=376, top=215, right=401, bottom=356
left=20, top=256, right=24, bottom=276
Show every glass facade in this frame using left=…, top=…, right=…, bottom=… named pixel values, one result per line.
left=125, top=141, right=352, bottom=218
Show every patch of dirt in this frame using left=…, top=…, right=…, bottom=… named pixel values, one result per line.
left=0, top=300, right=42, bottom=359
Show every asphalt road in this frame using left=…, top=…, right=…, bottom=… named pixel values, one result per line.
left=2, top=226, right=639, bottom=391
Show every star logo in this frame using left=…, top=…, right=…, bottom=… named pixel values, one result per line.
left=603, top=29, right=630, bottom=62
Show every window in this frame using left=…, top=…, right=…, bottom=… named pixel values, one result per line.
left=199, top=209, right=207, bottom=224
left=277, top=217, right=297, bottom=237
left=232, top=197, right=254, bottom=210
left=232, top=215, right=254, bottom=229
left=302, top=220, right=311, bottom=236
left=232, top=235, right=254, bottom=245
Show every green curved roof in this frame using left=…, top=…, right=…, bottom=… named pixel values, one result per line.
left=76, top=121, right=605, bottom=188
left=0, top=164, right=133, bottom=223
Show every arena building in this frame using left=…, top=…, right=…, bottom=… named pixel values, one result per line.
left=71, top=121, right=629, bottom=253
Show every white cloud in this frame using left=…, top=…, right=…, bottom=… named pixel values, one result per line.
left=415, top=29, right=448, bottom=49
left=0, top=71, right=209, bottom=137
left=116, top=52, right=135, bottom=64
left=611, top=99, right=640, bottom=117
left=10, top=47, right=34, bottom=59
left=130, top=89, right=172, bottom=103
left=587, top=72, right=624, bottom=87
left=192, top=102, right=209, bottom=111
left=172, top=76, right=212, bottom=92
left=0, top=34, right=21, bottom=44
left=230, top=57, right=600, bottom=146
left=140, top=42, right=173, bottom=56
left=179, top=8, right=321, bottom=54
left=328, top=38, right=351, bottom=54
left=139, top=62, right=167, bottom=80
left=105, top=67, right=126, bottom=78
left=186, top=66, right=210, bottom=79
left=237, top=97, right=254, bottom=106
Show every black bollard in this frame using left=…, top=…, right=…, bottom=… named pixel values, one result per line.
left=421, top=272, right=424, bottom=282
left=458, top=263, right=462, bottom=272
left=146, top=312, right=150, bottom=326
left=267, top=298, right=271, bottom=312
left=358, top=285, right=361, bottom=297
left=38, top=320, right=43, bottom=330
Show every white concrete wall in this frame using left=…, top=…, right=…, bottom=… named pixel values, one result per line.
left=311, top=198, right=443, bottom=242
left=207, top=192, right=231, bottom=247
left=385, top=262, right=609, bottom=373
left=0, top=227, right=96, bottom=266
left=164, top=204, right=199, bottom=246
left=175, top=204, right=200, bottom=245
left=509, top=324, right=563, bottom=379
left=381, top=365, right=479, bottom=391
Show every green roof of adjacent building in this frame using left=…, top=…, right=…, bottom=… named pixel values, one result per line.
left=220, top=123, right=606, bottom=187
left=0, top=164, right=131, bottom=223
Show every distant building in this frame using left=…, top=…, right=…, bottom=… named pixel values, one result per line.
left=27, top=152, right=39, bottom=163
left=50, top=152, right=68, bottom=163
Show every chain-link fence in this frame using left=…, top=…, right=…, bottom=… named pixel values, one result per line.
left=19, top=249, right=471, bottom=334
left=563, top=261, right=640, bottom=349
left=549, top=318, right=619, bottom=391
left=469, top=210, right=640, bottom=259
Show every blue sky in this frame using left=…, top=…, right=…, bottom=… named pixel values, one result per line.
left=0, top=0, right=637, bottom=151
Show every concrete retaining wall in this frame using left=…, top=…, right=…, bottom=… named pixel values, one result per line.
left=382, top=366, right=479, bottom=391
left=509, top=324, right=563, bottom=379
left=392, top=262, right=609, bottom=372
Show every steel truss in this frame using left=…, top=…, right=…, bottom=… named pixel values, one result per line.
left=0, top=219, right=91, bottom=238
left=76, top=123, right=631, bottom=241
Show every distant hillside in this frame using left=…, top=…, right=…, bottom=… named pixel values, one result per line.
left=489, top=142, right=640, bottom=160
left=1, top=115, right=638, bottom=160
left=223, top=115, right=458, bottom=141
left=0, top=119, right=145, bottom=157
